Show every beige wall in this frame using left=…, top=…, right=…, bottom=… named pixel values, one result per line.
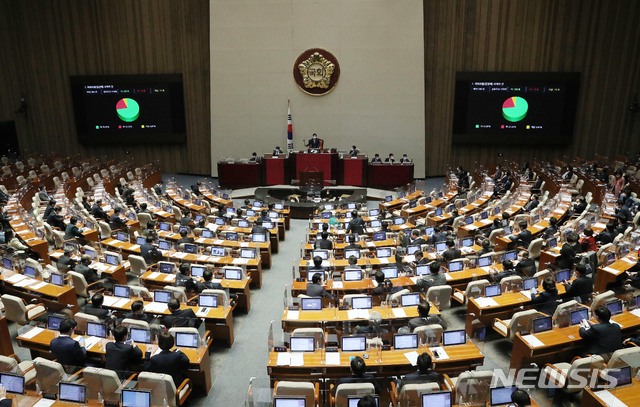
left=210, top=0, right=425, bottom=177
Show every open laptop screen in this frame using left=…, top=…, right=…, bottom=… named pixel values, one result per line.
left=490, top=386, right=519, bottom=406
left=122, top=389, right=151, bottom=407
left=289, top=336, right=315, bottom=352
left=351, top=296, right=372, bottom=310
left=175, top=332, right=199, bottom=348
left=401, top=293, right=421, bottom=307
left=87, top=322, right=108, bottom=338
left=114, top=284, right=131, bottom=298
left=274, top=397, right=306, bottom=407
left=50, top=272, right=64, bottom=286
left=421, top=391, right=452, bottom=407
left=443, top=330, right=466, bottom=346
left=199, top=294, right=218, bottom=308
left=129, top=328, right=152, bottom=344
left=341, top=336, right=366, bottom=352
left=300, top=297, right=322, bottom=311
left=58, top=382, right=87, bottom=403
left=0, top=373, right=25, bottom=395
left=532, top=316, right=553, bottom=334
left=570, top=308, right=589, bottom=326
left=381, top=267, right=398, bottom=279
left=344, top=269, right=363, bottom=282
left=394, top=333, right=418, bottom=350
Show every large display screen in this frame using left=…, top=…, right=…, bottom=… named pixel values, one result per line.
left=70, top=74, right=186, bottom=144
left=452, top=72, right=580, bottom=145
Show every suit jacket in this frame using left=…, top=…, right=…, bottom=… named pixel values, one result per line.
left=416, top=273, right=447, bottom=291
left=148, top=350, right=190, bottom=387
left=347, top=217, right=365, bottom=235
left=515, top=258, right=536, bottom=277
left=442, top=248, right=461, bottom=262
left=109, top=214, right=128, bottom=230
left=514, top=230, right=533, bottom=248
left=565, top=276, right=594, bottom=303
left=530, top=290, right=558, bottom=316
left=557, top=243, right=579, bottom=269
left=371, top=157, right=382, bottom=163
left=399, top=371, right=442, bottom=390
left=314, top=239, right=333, bottom=250
left=196, top=280, right=224, bottom=293
left=47, top=213, right=65, bottom=230
left=427, top=232, right=447, bottom=244
left=50, top=335, right=86, bottom=367
left=140, top=243, right=162, bottom=264
left=408, top=315, right=448, bottom=331
left=332, top=374, right=380, bottom=395
left=162, top=308, right=201, bottom=328
left=306, top=138, right=321, bottom=149
left=384, top=158, right=395, bottom=163
left=349, top=149, right=359, bottom=157
left=83, top=304, right=110, bottom=320
left=579, top=322, right=622, bottom=355
left=105, top=341, right=142, bottom=376
left=122, top=311, right=153, bottom=324
left=64, top=224, right=83, bottom=240
left=91, top=204, right=108, bottom=220
left=306, top=283, right=330, bottom=298
left=0, top=399, right=12, bottom=407
left=75, top=263, right=99, bottom=285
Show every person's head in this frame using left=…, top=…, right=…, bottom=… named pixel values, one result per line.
left=352, top=145, right=357, bottom=150
left=91, top=293, right=104, bottom=307
left=158, top=332, right=175, bottom=351
left=47, top=200, right=56, bottom=207
left=531, top=194, right=538, bottom=201
left=321, top=231, right=329, bottom=240
left=167, top=298, right=180, bottom=312
left=69, top=216, right=78, bottom=225
left=429, top=261, right=440, bottom=274
left=493, top=218, right=501, bottom=228
left=445, top=239, right=455, bottom=248
left=351, top=210, right=358, bottom=218
left=374, top=271, right=385, bottom=284
left=357, top=395, right=377, bottom=407
left=349, top=356, right=366, bottom=377
left=374, top=153, right=379, bottom=158
left=482, top=239, right=491, bottom=250
left=416, top=352, right=433, bottom=373
left=402, top=154, right=408, bottom=158
left=542, top=277, right=556, bottom=292
left=140, top=203, right=147, bottom=211
left=5, top=229, right=13, bottom=240
left=510, top=389, right=531, bottom=407
left=179, top=262, right=190, bottom=275
left=203, top=269, right=213, bottom=282
left=502, top=212, right=510, bottom=221
left=566, top=232, right=579, bottom=243
left=311, top=273, right=323, bottom=284
left=415, top=251, right=423, bottom=260
left=389, top=153, right=394, bottom=158
left=81, top=254, right=91, bottom=265
left=59, top=318, right=77, bottom=335
left=574, top=263, right=587, bottom=276
left=251, top=152, right=257, bottom=157
left=145, top=236, right=154, bottom=245
left=594, top=306, right=611, bottom=323
left=519, top=251, right=529, bottom=260
left=417, top=302, right=431, bottom=318
left=312, top=133, right=318, bottom=139
left=502, top=260, right=514, bottom=270
left=321, top=222, right=329, bottom=231
left=518, top=220, right=528, bottom=230
left=54, top=206, right=62, bottom=213
left=180, top=229, right=188, bottom=238
left=131, top=300, right=144, bottom=315
left=113, top=325, right=128, bottom=343
left=368, top=311, right=382, bottom=328
left=411, top=229, right=420, bottom=238
left=549, top=217, right=558, bottom=227
left=348, top=255, right=357, bottom=266
left=63, top=248, right=73, bottom=257
left=276, top=146, right=281, bottom=150
left=146, top=221, right=155, bottom=230
left=312, top=256, right=322, bottom=268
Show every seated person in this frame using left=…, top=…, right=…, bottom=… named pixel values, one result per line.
left=349, top=145, right=359, bottom=157
left=397, top=353, right=442, bottom=390
left=441, top=239, right=461, bottom=262
left=196, top=269, right=224, bottom=292
left=523, top=194, right=539, bottom=212
left=563, top=264, right=593, bottom=303
left=355, top=311, right=388, bottom=336
left=306, top=272, right=332, bottom=298
left=74, top=254, right=100, bottom=285
left=408, top=302, right=448, bottom=331
left=122, top=300, right=153, bottom=324
left=332, top=356, right=380, bottom=395
left=399, top=154, right=411, bottom=164
left=91, top=199, right=109, bottom=221
left=140, top=236, right=162, bottom=264
left=514, top=251, right=536, bottom=277
left=105, top=326, right=143, bottom=379
left=176, top=262, right=193, bottom=287
left=83, top=293, right=111, bottom=321
left=409, top=229, right=426, bottom=246
left=595, top=223, right=616, bottom=245
left=384, top=153, right=395, bottom=163
left=50, top=318, right=86, bottom=370
left=416, top=261, right=446, bottom=291
left=357, top=396, right=377, bottom=407
left=579, top=306, right=622, bottom=356
left=109, top=207, right=129, bottom=231
left=412, top=251, right=429, bottom=267
left=371, top=154, right=382, bottom=163
left=492, top=260, right=517, bottom=283
left=64, top=216, right=84, bottom=241
left=478, top=238, right=493, bottom=255
left=272, top=146, right=284, bottom=156
left=162, top=298, right=201, bottom=329
left=543, top=217, right=559, bottom=239
left=556, top=232, right=581, bottom=270
left=510, top=220, right=532, bottom=248
left=530, top=278, right=559, bottom=316
left=47, top=206, right=66, bottom=230
left=371, top=271, right=401, bottom=299
left=426, top=226, right=447, bottom=244
left=314, top=231, right=333, bottom=249
left=177, top=229, right=194, bottom=245
left=57, top=248, right=76, bottom=272
left=511, top=389, right=531, bottom=407
left=148, top=332, right=190, bottom=387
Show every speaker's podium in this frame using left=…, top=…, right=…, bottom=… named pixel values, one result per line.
left=291, top=150, right=338, bottom=182
left=263, top=154, right=288, bottom=185
left=339, top=155, right=367, bottom=186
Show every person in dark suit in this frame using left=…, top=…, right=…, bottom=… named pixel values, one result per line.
left=543, top=217, right=559, bottom=239
left=515, top=251, right=536, bottom=277
left=397, top=353, right=442, bottom=390
left=427, top=226, right=447, bottom=244
left=557, top=232, right=581, bottom=269
left=409, top=229, right=426, bottom=246
left=306, top=272, right=332, bottom=298
left=304, top=133, right=321, bottom=150
left=441, top=239, right=461, bottom=262
left=371, top=154, right=382, bottom=163
left=105, top=326, right=142, bottom=378
left=74, top=254, right=100, bottom=285
left=384, top=153, right=395, bottom=163
left=147, top=332, right=190, bottom=387
left=563, top=264, right=593, bottom=304
left=64, top=216, right=84, bottom=241
left=57, top=248, right=76, bottom=272
left=195, top=269, right=224, bottom=292
left=50, top=318, right=86, bottom=370
left=91, top=199, right=109, bottom=221
left=140, top=237, right=162, bottom=264
left=190, top=181, right=202, bottom=196
left=176, top=262, right=193, bottom=288
left=349, top=145, right=359, bottom=157
left=314, top=231, right=333, bottom=250
left=356, top=396, right=377, bottom=407
left=43, top=200, right=57, bottom=220
left=408, top=302, right=448, bottom=331
left=511, top=220, right=533, bottom=248
left=83, top=293, right=110, bottom=321
left=524, top=194, right=540, bottom=212
left=399, top=154, right=411, bottom=164
left=46, top=206, right=66, bottom=230
left=331, top=356, right=380, bottom=395
left=595, top=223, right=616, bottom=245
left=109, top=207, right=128, bottom=231
left=579, top=306, right=622, bottom=356
left=511, top=389, right=531, bottom=407
left=416, top=261, right=446, bottom=291
left=530, top=278, right=558, bottom=317
left=177, top=229, right=194, bottom=245
left=122, top=300, right=153, bottom=324
left=492, top=260, right=517, bottom=283
left=162, top=298, right=201, bottom=329
left=272, top=146, right=284, bottom=156
left=347, top=211, right=365, bottom=235
left=344, top=234, right=360, bottom=250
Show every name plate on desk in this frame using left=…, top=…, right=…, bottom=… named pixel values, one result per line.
left=521, top=334, right=545, bottom=348
left=475, top=297, right=499, bottom=308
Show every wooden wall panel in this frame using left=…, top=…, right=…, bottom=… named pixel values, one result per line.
left=424, top=0, right=640, bottom=176
left=0, top=0, right=210, bottom=175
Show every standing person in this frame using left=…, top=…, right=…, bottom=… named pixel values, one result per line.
left=347, top=210, right=365, bottom=235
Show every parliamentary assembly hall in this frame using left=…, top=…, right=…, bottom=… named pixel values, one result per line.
left=0, top=1, right=639, bottom=406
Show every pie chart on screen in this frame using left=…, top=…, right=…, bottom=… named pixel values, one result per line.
left=502, top=96, right=528, bottom=122
left=116, top=98, right=140, bottom=122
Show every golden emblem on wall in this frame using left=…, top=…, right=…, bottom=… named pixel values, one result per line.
left=293, top=48, right=340, bottom=96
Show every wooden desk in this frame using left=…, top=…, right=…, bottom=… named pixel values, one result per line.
left=101, top=238, right=264, bottom=289
left=217, top=161, right=263, bottom=188
left=367, top=163, right=414, bottom=189
left=0, top=271, right=79, bottom=313
left=263, top=155, right=289, bottom=185
left=16, top=326, right=213, bottom=394
left=49, top=250, right=128, bottom=285
left=139, top=270, right=252, bottom=313
left=379, top=191, right=426, bottom=212
left=0, top=316, right=14, bottom=356
left=510, top=310, right=640, bottom=370
left=339, top=156, right=367, bottom=186
left=291, top=151, right=339, bottom=182
left=199, top=187, right=234, bottom=208
left=595, top=254, right=638, bottom=293
left=166, top=189, right=207, bottom=213
left=582, top=379, right=640, bottom=406
left=267, top=342, right=484, bottom=382
left=9, top=219, right=50, bottom=263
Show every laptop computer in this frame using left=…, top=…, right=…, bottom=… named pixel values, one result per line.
left=50, top=272, right=64, bottom=286
left=461, top=237, right=474, bottom=247
left=570, top=308, right=589, bottom=326
left=47, top=314, right=64, bottom=330
left=312, top=250, right=329, bottom=260
left=556, top=269, right=571, bottom=282
left=531, top=316, right=553, bottom=334
left=477, top=255, right=492, bottom=268
left=210, top=246, right=225, bottom=257
left=273, top=397, right=306, bottom=407
left=401, top=293, right=421, bottom=307
left=407, top=245, right=421, bottom=255
left=504, top=250, right=517, bottom=261
left=175, top=332, right=199, bottom=348
left=372, top=231, right=386, bottom=241
left=421, top=391, right=452, bottom=407
left=376, top=247, right=392, bottom=258
left=605, top=299, right=624, bottom=316
left=448, top=260, right=463, bottom=272
left=484, top=284, right=501, bottom=297
left=369, top=209, right=380, bottom=217
left=86, top=322, right=108, bottom=338
left=0, top=373, right=25, bottom=395
left=121, top=389, right=151, bottom=407
left=223, top=266, right=242, bottom=280
left=129, top=327, right=152, bottom=344
left=252, top=233, right=267, bottom=243
left=153, top=290, right=172, bottom=303
left=158, top=240, right=172, bottom=251
left=158, top=262, right=174, bottom=273
left=381, top=267, right=398, bottom=279
left=240, top=248, right=256, bottom=259
left=300, top=297, right=322, bottom=311
left=370, top=220, right=382, bottom=229
left=183, top=243, right=198, bottom=254
left=289, top=336, right=315, bottom=352
left=435, top=242, right=447, bottom=252
left=344, top=269, right=363, bottom=282
left=341, top=336, right=367, bottom=352
left=105, top=253, right=120, bottom=266
left=190, top=264, right=207, bottom=278
left=199, top=294, right=218, bottom=309
left=415, top=265, right=430, bottom=276
left=394, top=333, right=418, bottom=350
left=344, top=249, right=361, bottom=259
left=113, top=284, right=131, bottom=299
left=490, top=386, right=519, bottom=406
left=442, top=329, right=466, bottom=346
left=58, top=382, right=87, bottom=404
left=351, top=296, right=373, bottom=310
left=201, top=229, right=214, bottom=238
left=607, top=365, right=632, bottom=388
left=116, top=232, right=129, bottom=242
left=394, top=218, right=405, bottom=225
left=522, top=277, right=537, bottom=291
